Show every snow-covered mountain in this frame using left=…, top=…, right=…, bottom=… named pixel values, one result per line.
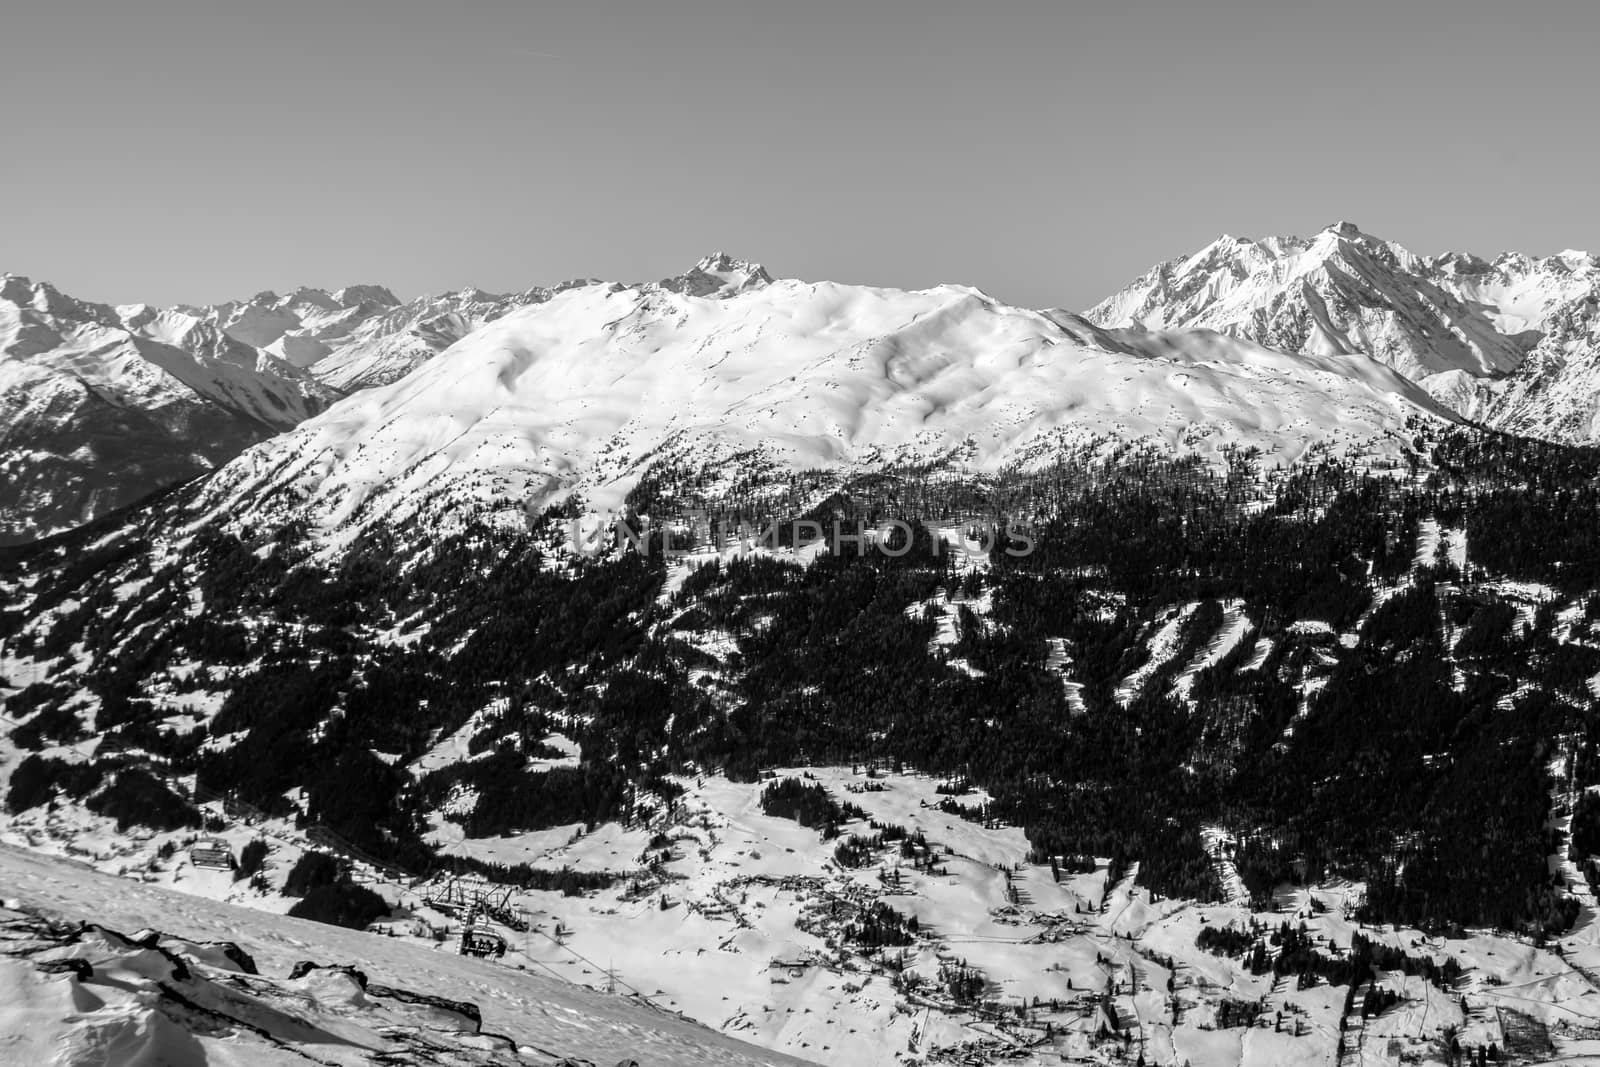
left=27, top=236, right=1587, bottom=548
left=201, top=281, right=544, bottom=393
left=288, top=252, right=774, bottom=393
left=0, top=271, right=561, bottom=545
left=0, top=274, right=338, bottom=544
left=1087, top=222, right=1600, bottom=440
left=1441, top=250, right=1600, bottom=440
left=187, top=257, right=1451, bottom=544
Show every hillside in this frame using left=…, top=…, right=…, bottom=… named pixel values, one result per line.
left=7, top=423, right=1600, bottom=1063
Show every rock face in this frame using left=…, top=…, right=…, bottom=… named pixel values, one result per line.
left=1087, top=223, right=1600, bottom=441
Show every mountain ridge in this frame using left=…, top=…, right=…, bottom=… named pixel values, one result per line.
left=8, top=228, right=1599, bottom=547
left=182, top=268, right=1450, bottom=548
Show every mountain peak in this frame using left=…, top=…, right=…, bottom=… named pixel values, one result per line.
left=0, top=272, right=36, bottom=302
left=692, top=250, right=766, bottom=275
left=332, top=284, right=401, bottom=309
left=658, top=252, right=773, bottom=298
left=0, top=274, right=112, bottom=321
left=1087, top=224, right=1527, bottom=381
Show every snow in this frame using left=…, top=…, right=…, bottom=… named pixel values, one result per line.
left=1114, top=603, right=1198, bottom=706
left=1239, top=637, right=1273, bottom=673
left=1172, top=601, right=1251, bottom=705
left=0, top=276, right=329, bottom=432
left=1413, top=517, right=1442, bottom=570
left=1086, top=227, right=1600, bottom=445
left=1086, top=224, right=1528, bottom=382
left=0, top=843, right=810, bottom=1067
left=11, top=758, right=1600, bottom=1065
left=429, top=819, right=648, bottom=873
left=185, top=268, right=1451, bottom=546
left=0, top=274, right=341, bottom=541
left=1044, top=637, right=1088, bottom=714
left=1441, top=526, right=1468, bottom=573
left=1199, top=827, right=1251, bottom=909
left=408, top=700, right=507, bottom=777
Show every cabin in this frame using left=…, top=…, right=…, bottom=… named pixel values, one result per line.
left=189, top=839, right=234, bottom=870
left=769, top=957, right=813, bottom=981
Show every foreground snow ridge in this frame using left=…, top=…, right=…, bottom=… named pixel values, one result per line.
left=0, top=844, right=807, bottom=1067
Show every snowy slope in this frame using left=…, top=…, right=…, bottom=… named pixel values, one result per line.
left=1087, top=223, right=1600, bottom=441
left=187, top=262, right=1451, bottom=542
left=0, top=843, right=811, bottom=1067
left=1465, top=261, right=1600, bottom=441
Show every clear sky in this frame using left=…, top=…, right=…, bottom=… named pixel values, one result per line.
left=2, top=0, right=1595, bottom=311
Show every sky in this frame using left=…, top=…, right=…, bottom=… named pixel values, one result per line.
left=1, top=0, right=1596, bottom=311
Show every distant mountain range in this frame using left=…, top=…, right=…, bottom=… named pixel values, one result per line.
left=2, top=228, right=1595, bottom=543
left=0, top=272, right=546, bottom=543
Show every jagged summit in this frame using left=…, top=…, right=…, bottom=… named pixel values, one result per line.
left=1091, top=225, right=1545, bottom=379
left=225, top=283, right=400, bottom=310
left=332, top=283, right=403, bottom=308
left=658, top=252, right=774, bottom=298
left=1, top=273, right=113, bottom=321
